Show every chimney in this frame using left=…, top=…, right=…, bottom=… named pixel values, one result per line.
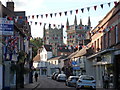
left=6, top=1, right=14, bottom=12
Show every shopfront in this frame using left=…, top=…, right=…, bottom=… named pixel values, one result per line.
left=113, top=50, right=120, bottom=88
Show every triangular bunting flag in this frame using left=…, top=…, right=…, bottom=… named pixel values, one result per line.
left=25, top=20, right=28, bottom=23
left=53, top=24, right=56, bottom=27
left=28, top=16, right=30, bottom=19
left=114, top=1, right=118, bottom=6
left=81, top=8, right=84, bottom=13
left=108, top=2, right=111, bottom=7
left=61, top=25, right=64, bottom=28
left=40, top=22, right=42, bottom=26
left=100, top=4, right=103, bottom=9
left=32, top=15, right=34, bottom=19
left=45, top=14, right=48, bottom=18
left=94, top=6, right=97, bottom=11
left=50, top=13, right=53, bottom=18
left=49, top=24, right=51, bottom=27
left=87, top=7, right=90, bottom=12
left=64, top=11, right=67, bottom=16
left=30, top=21, right=32, bottom=25
left=59, top=12, right=62, bottom=16
left=36, top=15, right=39, bottom=19
left=55, top=13, right=57, bottom=17
left=76, top=9, right=78, bottom=14
left=19, top=16, right=23, bottom=19
left=70, top=10, right=72, bottom=15
left=41, top=15, right=43, bottom=18
left=35, top=22, right=37, bottom=25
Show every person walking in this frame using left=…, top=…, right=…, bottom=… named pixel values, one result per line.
left=34, top=72, right=38, bottom=82
left=104, top=73, right=109, bottom=89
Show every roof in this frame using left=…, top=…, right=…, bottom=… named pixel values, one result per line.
left=66, top=50, right=79, bottom=59
left=47, top=56, right=61, bottom=61
left=72, top=47, right=87, bottom=58
left=33, top=54, right=41, bottom=61
left=44, top=45, right=52, bottom=51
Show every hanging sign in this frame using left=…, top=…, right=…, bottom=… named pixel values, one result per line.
left=0, top=18, right=14, bottom=35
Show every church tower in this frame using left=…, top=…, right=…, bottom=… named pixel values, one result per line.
left=74, top=15, right=77, bottom=26
left=88, top=16, right=91, bottom=29
left=66, top=18, right=69, bottom=30
left=79, top=18, right=82, bottom=26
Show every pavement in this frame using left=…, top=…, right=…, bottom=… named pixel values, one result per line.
left=18, top=77, right=40, bottom=90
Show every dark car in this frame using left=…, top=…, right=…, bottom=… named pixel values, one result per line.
left=53, top=73, right=59, bottom=80
left=52, top=72, right=57, bottom=80
left=65, top=76, right=79, bottom=87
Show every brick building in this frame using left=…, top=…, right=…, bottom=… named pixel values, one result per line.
left=0, top=1, right=31, bottom=89
left=87, top=1, right=120, bottom=88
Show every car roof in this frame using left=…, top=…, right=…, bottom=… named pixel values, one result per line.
left=69, top=76, right=79, bottom=78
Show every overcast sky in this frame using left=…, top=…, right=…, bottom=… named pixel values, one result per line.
left=1, top=0, right=119, bottom=40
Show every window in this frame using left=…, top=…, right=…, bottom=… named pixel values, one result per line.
left=94, top=41, right=96, bottom=51
left=97, top=39, right=100, bottom=51
left=104, top=34, right=107, bottom=49
left=55, top=61, right=56, bottom=65
left=115, top=25, right=119, bottom=43
left=108, top=31, right=111, bottom=47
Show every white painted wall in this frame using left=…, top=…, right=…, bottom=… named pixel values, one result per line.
left=40, top=48, right=47, bottom=61
left=33, top=61, right=39, bottom=68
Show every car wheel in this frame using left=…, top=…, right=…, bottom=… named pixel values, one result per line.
left=76, top=88, right=79, bottom=90
left=67, top=82, right=70, bottom=87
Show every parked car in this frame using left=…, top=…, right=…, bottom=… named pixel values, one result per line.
left=76, top=75, right=96, bottom=89
left=56, top=74, right=67, bottom=81
left=54, top=73, right=59, bottom=80
left=65, top=76, right=79, bottom=87
left=52, top=72, right=57, bottom=80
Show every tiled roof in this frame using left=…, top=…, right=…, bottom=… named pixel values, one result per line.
left=33, top=54, right=41, bottom=61
left=47, top=56, right=61, bottom=61
left=67, top=50, right=79, bottom=59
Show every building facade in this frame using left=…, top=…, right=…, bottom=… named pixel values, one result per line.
left=43, top=25, right=64, bottom=56
left=86, top=1, right=120, bottom=88
left=66, top=15, right=91, bottom=47
left=0, top=1, right=31, bottom=89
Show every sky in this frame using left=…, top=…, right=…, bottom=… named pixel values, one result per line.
left=0, top=0, right=119, bottom=41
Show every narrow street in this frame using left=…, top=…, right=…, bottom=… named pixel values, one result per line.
left=35, top=76, right=74, bottom=89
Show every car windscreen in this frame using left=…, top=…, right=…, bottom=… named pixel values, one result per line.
left=82, top=76, right=94, bottom=80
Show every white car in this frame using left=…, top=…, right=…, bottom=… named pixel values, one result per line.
left=56, top=74, right=67, bottom=81
left=65, top=76, right=79, bottom=87
left=76, top=75, right=96, bottom=89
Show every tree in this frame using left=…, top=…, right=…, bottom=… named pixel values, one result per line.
left=30, top=37, right=43, bottom=57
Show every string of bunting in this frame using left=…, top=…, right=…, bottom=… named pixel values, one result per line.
left=5, top=1, right=118, bottom=28
left=27, top=1, right=118, bottom=19
left=90, top=25, right=116, bottom=35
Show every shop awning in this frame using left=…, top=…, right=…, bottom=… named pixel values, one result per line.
left=87, top=48, right=116, bottom=59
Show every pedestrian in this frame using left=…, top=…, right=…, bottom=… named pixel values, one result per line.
left=34, top=72, right=38, bottom=82
left=104, top=73, right=109, bottom=89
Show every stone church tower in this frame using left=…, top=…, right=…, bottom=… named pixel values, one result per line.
left=66, top=15, right=91, bottom=47
left=43, top=24, right=64, bottom=56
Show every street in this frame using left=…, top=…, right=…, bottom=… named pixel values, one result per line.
left=35, top=76, right=74, bottom=89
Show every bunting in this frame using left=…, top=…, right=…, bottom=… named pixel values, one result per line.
left=4, top=1, right=118, bottom=28
left=26, top=1, right=117, bottom=19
